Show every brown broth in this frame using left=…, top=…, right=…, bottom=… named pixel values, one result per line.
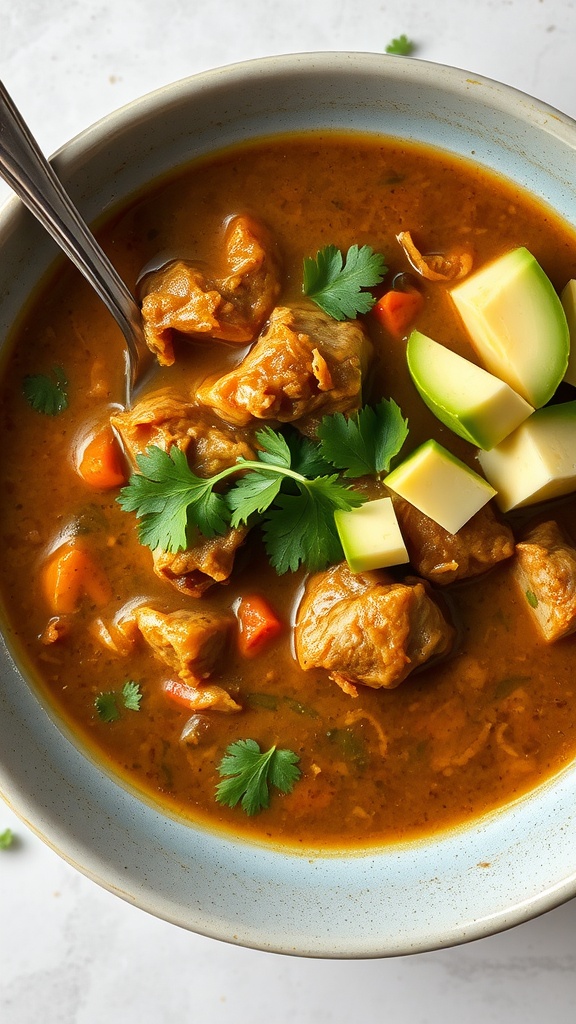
left=1, top=131, right=576, bottom=850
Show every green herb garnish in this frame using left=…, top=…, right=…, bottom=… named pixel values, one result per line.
left=0, top=828, right=14, bottom=850
left=95, top=681, right=143, bottom=722
left=215, top=739, right=301, bottom=815
left=302, top=244, right=387, bottom=320
left=317, top=398, right=409, bottom=476
left=385, top=34, right=415, bottom=56
left=526, top=590, right=539, bottom=608
left=22, top=365, right=68, bottom=415
left=122, top=680, right=143, bottom=711
left=118, top=425, right=367, bottom=573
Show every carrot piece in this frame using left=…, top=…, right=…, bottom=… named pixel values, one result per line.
left=78, top=427, right=128, bottom=490
left=237, top=594, right=283, bottom=657
left=42, top=542, right=112, bottom=614
left=372, top=288, right=424, bottom=337
left=163, top=678, right=201, bottom=710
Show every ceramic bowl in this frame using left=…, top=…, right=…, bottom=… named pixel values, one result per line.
left=1, top=53, right=576, bottom=958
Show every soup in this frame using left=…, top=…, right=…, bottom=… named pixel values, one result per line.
left=1, top=132, right=576, bottom=850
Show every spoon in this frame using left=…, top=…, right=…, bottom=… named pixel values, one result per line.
left=0, top=81, right=151, bottom=406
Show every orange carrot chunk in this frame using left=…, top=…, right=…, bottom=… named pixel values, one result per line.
left=372, top=288, right=425, bottom=337
left=42, top=542, right=112, bottom=614
left=78, top=427, right=128, bottom=490
left=237, top=594, right=283, bottom=657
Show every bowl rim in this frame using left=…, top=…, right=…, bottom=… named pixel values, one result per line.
left=2, top=51, right=576, bottom=958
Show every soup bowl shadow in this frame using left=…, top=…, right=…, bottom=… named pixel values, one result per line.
left=1, top=52, right=576, bottom=958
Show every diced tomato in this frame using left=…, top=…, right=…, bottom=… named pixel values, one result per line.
left=236, top=594, right=283, bottom=657
left=372, top=288, right=425, bottom=337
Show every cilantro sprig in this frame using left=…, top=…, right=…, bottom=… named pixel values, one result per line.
left=302, top=244, right=387, bottom=320
left=95, top=680, right=143, bottom=722
left=215, top=739, right=301, bottom=815
left=22, top=365, right=68, bottom=415
left=0, top=828, right=14, bottom=850
left=317, top=398, right=409, bottom=477
left=118, top=401, right=409, bottom=575
left=385, top=34, right=415, bottom=56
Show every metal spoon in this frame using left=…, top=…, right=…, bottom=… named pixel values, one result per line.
left=0, top=81, right=150, bottom=406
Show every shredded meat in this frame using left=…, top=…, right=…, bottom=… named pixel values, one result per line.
left=294, top=562, right=454, bottom=695
left=197, top=304, right=372, bottom=436
left=397, top=230, right=473, bottom=281
left=388, top=492, right=515, bottom=585
left=134, top=605, right=237, bottom=712
left=140, top=215, right=281, bottom=364
left=513, top=520, right=576, bottom=642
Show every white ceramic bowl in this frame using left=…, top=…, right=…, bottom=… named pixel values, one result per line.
left=1, top=53, right=576, bottom=958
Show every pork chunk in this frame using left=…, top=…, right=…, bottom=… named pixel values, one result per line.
left=140, top=215, right=281, bottom=364
left=388, top=492, right=515, bottom=585
left=513, top=520, right=576, bottom=642
left=294, top=562, right=454, bottom=695
left=111, top=388, right=255, bottom=474
left=153, top=526, right=249, bottom=598
left=134, top=606, right=239, bottom=712
left=197, top=304, right=372, bottom=436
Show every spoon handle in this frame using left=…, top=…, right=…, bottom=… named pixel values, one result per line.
left=0, top=81, right=146, bottom=394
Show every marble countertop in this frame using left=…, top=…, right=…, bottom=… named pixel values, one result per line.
left=2, top=1, right=576, bottom=1021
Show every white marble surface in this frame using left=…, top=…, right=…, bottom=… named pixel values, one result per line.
left=2, top=1, right=576, bottom=1021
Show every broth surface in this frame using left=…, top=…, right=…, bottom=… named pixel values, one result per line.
left=2, top=132, right=576, bottom=850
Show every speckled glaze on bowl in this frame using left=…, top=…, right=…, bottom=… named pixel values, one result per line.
left=1, top=53, right=576, bottom=958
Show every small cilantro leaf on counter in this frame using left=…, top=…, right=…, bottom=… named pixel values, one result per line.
left=215, top=739, right=301, bottom=815
left=303, top=244, right=387, bottom=320
left=318, top=398, right=409, bottom=477
left=23, top=365, right=68, bottom=415
left=0, top=828, right=14, bottom=850
left=385, top=34, right=415, bottom=56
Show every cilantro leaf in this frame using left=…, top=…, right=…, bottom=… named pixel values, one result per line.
left=215, top=739, right=301, bottom=815
left=317, top=399, right=409, bottom=477
left=122, top=680, right=143, bottom=711
left=118, top=445, right=230, bottom=553
left=283, top=428, right=333, bottom=478
left=386, top=34, right=415, bottom=56
left=0, top=828, right=14, bottom=850
left=262, top=476, right=363, bottom=574
left=227, top=470, right=282, bottom=526
left=23, top=365, right=68, bottom=415
left=95, top=692, right=120, bottom=723
left=303, top=244, right=387, bottom=320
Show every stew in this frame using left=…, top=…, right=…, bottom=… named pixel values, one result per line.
left=1, top=132, right=576, bottom=850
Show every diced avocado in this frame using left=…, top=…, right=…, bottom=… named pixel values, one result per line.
left=334, top=496, right=409, bottom=572
left=385, top=439, right=496, bottom=535
left=477, top=401, right=576, bottom=511
left=406, top=330, right=533, bottom=449
left=561, top=279, right=576, bottom=386
left=450, top=247, right=569, bottom=408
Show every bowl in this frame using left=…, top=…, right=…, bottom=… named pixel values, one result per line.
left=1, top=52, right=576, bottom=958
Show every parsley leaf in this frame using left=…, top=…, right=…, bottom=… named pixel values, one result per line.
left=22, top=365, right=68, bottom=415
left=0, top=828, right=14, bottom=850
left=118, top=445, right=230, bottom=553
left=317, top=399, right=409, bottom=477
left=302, top=244, right=387, bottom=320
left=94, top=692, right=120, bottom=723
left=215, top=739, right=301, bottom=815
left=122, top=680, right=143, bottom=711
left=386, top=34, right=415, bottom=56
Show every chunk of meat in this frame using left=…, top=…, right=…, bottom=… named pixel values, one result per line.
left=134, top=606, right=238, bottom=713
left=153, top=526, right=249, bottom=598
left=197, top=304, right=372, bottom=436
left=513, top=520, right=576, bottom=642
left=388, top=492, right=514, bottom=585
left=111, top=388, right=255, bottom=475
left=140, top=214, right=281, bottom=364
left=294, top=562, right=454, bottom=695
